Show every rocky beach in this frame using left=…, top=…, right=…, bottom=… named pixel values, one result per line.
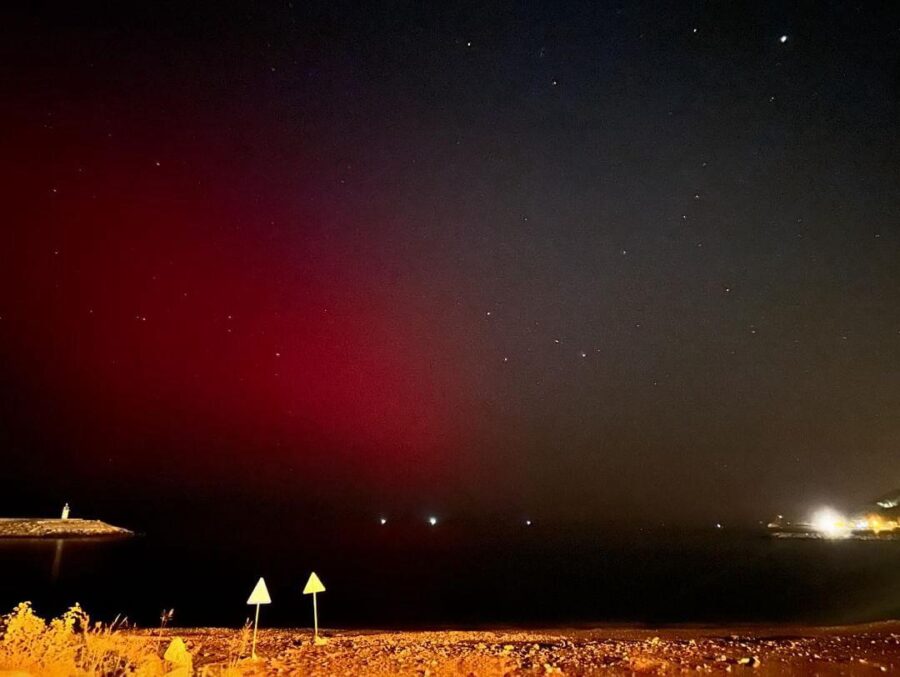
left=151, top=623, right=900, bottom=675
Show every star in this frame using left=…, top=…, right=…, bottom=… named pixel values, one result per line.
left=779, top=35, right=789, bottom=43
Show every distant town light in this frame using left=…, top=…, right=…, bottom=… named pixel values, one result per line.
left=379, top=517, right=387, bottom=525
left=428, top=516, right=438, bottom=526
left=525, top=519, right=532, bottom=526
left=811, top=507, right=850, bottom=538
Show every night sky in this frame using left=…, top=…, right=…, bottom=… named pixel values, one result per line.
left=2, top=1, right=899, bottom=526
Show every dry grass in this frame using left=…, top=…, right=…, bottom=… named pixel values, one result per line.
left=0, top=603, right=265, bottom=676
left=0, top=602, right=166, bottom=675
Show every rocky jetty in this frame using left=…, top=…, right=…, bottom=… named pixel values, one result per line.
left=0, top=518, right=132, bottom=538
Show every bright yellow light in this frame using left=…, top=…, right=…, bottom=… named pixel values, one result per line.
left=865, top=514, right=897, bottom=534
left=811, top=508, right=850, bottom=538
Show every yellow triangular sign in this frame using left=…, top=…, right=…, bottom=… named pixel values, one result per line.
left=303, top=571, right=325, bottom=594
left=247, top=577, right=272, bottom=605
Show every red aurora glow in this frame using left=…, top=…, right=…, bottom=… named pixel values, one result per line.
left=0, top=134, right=475, bottom=490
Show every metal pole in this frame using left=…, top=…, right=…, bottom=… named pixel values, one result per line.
left=252, top=603, right=260, bottom=658
left=313, top=592, right=319, bottom=640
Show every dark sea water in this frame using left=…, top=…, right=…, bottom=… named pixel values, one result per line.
left=3, top=509, right=900, bottom=630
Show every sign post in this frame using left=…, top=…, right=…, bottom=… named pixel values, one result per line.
left=302, top=572, right=326, bottom=644
left=246, top=577, right=272, bottom=658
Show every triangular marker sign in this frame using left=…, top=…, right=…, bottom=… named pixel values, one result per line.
left=303, top=571, right=325, bottom=594
left=247, top=577, right=272, bottom=605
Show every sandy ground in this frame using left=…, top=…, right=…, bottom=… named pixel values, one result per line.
left=148, top=622, right=900, bottom=675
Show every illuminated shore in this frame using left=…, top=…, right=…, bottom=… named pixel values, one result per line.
left=768, top=500, right=900, bottom=540
left=145, top=623, right=900, bottom=674
left=770, top=529, right=900, bottom=540
left=0, top=518, right=132, bottom=538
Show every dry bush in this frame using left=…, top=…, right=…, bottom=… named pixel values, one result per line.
left=0, top=602, right=167, bottom=676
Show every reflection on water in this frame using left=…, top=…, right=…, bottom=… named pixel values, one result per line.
left=0, top=538, right=71, bottom=582
left=0, top=535, right=131, bottom=598
left=51, top=539, right=64, bottom=582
